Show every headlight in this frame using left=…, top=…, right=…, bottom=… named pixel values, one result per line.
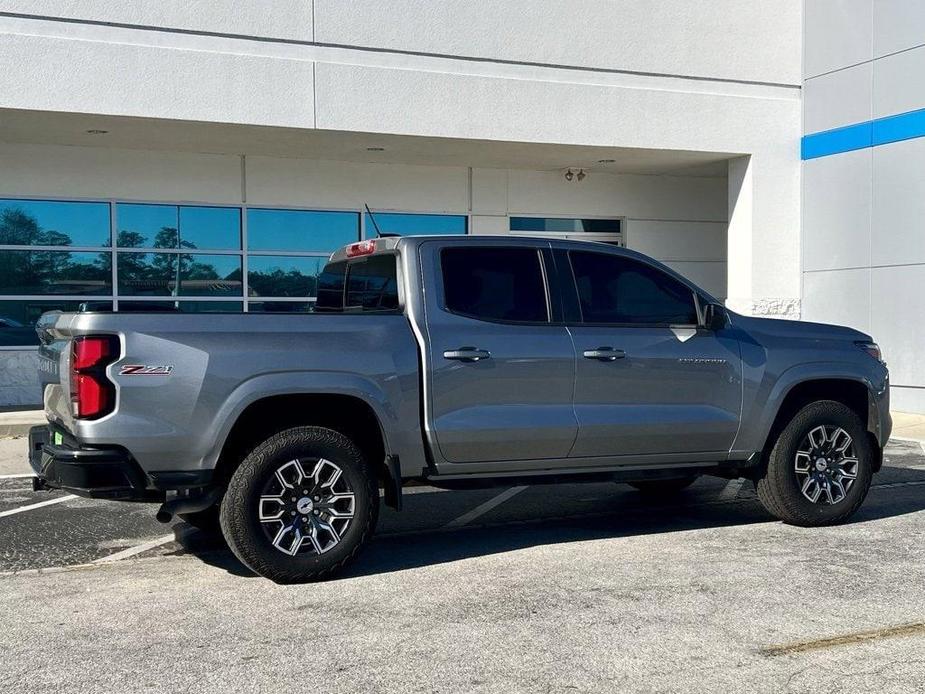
left=855, top=341, right=884, bottom=363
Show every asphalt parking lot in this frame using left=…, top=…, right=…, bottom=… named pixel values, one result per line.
left=3, top=437, right=925, bottom=693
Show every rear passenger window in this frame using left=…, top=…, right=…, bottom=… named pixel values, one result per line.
left=441, top=247, right=548, bottom=322
left=314, top=255, right=400, bottom=313
left=569, top=251, right=698, bottom=325
left=345, top=255, right=399, bottom=312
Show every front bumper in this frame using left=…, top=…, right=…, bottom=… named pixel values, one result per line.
left=29, top=425, right=158, bottom=501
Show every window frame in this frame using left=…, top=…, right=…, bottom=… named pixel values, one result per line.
left=438, top=245, right=553, bottom=325
left=563, top=248, right=704, bottom=329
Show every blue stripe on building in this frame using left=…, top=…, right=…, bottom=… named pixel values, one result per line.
left=801, top=107, right=925, bottom=160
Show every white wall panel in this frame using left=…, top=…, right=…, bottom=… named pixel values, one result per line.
left=873, top=0, right=925, bottom=57
left=802, top=268, right=871, bottom=334
left=470, top=215, right=509, bottom=236
left=471, top=169, right=508, bottom=215
left=871, top=138, right=925, bottom=267
left=0, top=143, right=242, bottom=203
left=890, top=386, right=925, bottom=413
left=872, top=44, right=925, bottom=118
left=625, top=221, right=726, bottom=261
left=506, top=171, right=726, bottom=222
left=246, top=157, right=469, bottom=213
left=802, top=150, right=871, bottom=271
left=804, top=0, right=873, bottom=78
left=0, top=1, right=313, bottom=41
left=871, top=264, right=925, bottom=387
left=803, top=62, right=872, bottom=133
left=662, top=261, right=727, bottom=299
left=315, top=0, right=801, bottom=85
left=0, top=33, right=315, bottom=129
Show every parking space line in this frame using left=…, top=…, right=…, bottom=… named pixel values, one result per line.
left=0, top=494, right=75, bottom=518
left=0, top=473, right=35, bottom=480
left=94, top=534, right=176, bottom=563
left=443, top=485, right=528, bottom=528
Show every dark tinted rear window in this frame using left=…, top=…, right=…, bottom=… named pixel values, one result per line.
left=569, top=251, right=697, bottom=325
left=441, top=247, right=548, bottom=322
left=315, top=255, right=399, bottom=313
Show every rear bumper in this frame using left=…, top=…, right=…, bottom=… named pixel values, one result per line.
left=29, top=425, right=213, bottom=501
left=28, top=425, right=157, bottom=500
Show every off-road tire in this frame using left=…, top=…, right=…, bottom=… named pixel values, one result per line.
left=220, top=426, right=378, bottom=583
left=628, top=476, right=698, bottom=495
left=756, top=400, right=873, bottom=527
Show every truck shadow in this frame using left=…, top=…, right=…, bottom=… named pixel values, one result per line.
left=175, top=464, right=925, bottom=581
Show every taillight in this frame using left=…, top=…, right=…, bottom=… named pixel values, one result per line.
left=71, top=336, right=119, bottom=419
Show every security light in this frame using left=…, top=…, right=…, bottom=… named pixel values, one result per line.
left=564, top=169, right=574, bottom=182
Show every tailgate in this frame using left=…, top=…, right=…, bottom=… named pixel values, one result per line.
left=35, top=311, right=73, bottom=428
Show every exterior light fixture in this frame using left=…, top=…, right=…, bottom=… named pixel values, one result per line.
left=597, top=159, right=615, bottom=164
left=564, top=169, right=574, bottom=182
left=86, top=129, right=108, bottom=135
left=576, top=169, right=586, bottom=181
left=366, top=146, right=385, bottom=152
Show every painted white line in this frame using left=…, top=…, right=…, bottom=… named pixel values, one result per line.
left=908, top=465, right=925, bottom=471
left=443, top=485, right=528, bottom=528
left=0, top=494, right=75, bottom=518
left=94, top=534, right=176, bottom=563
left=718, top=479, right=746, bottom=501
left=0, top=473, right=36, bottom=480
left=888, top=437, right=925, bottom=453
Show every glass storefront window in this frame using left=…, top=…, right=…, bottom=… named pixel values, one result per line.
left=0, top=199, right=111, bottom=247
left=117, top=204, right=240, bottom=250
left=364, top=212, right=466, bottom=236
left=247, top=209, right=359, bottom=252
left=0, top=299, right=102, bottom=346
left=247, top=301, right=314, bottom=313
left=510, top=217, right=621, bottom=234
left=117, top=253, right=242, bottom=297
left=0, top=250, right=112, bottom=295
left=247, top=255, right=327, bottom=298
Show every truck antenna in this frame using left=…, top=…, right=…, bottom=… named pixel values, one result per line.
left=365, top=204, right=385, bottom=238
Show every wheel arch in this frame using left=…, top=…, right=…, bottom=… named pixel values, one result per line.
left=759, top=376, right=881, bottom=471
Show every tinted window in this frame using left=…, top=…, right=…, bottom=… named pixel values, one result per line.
left=510, top=217, right=621, bottom=234
left=442, top=247, right=547, bottom=322
left=246, top=209, right=359, bottom=252
left=117, top=204, right=240, bottom=250
left=0, top=250, right=112, bottom=295
left=345, top=255, right=399, bottom=312
left=117, top=253, right=242, bottom=297
left=0, top=199, right=111, bottom=247
left=315, top=261, right=347, bottom=312
left=364, top=212, right=466, bottom=236
left=569, top=251, right=697, bottom=325
left=247, top=255, right=326, bottom=298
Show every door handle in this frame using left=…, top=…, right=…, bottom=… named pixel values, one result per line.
left=443, top=347, right=491, bottom=362
left=583, top=347, right=625, bottom=361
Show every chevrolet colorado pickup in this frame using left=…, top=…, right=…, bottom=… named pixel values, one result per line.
left=29, top=236, right=891, bottom=582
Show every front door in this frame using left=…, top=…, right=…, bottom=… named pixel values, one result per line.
left=560, top=248, right=742, bottom=459
left=423, top=243, right=578, bottom=464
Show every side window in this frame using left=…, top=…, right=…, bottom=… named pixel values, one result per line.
left=569, top=251, right=698, bottom=325
left=345, top=255, right=400, bottom=312
left=314, top=260, right=347, bottom=312
left=441, top=247, right=548, bottom=323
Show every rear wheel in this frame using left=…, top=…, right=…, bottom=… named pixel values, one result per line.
left=628, top=476, right=698, bottom=495
left=220, top=426, right=378, bottom=583
left=756, top=400, right=873, bottom=527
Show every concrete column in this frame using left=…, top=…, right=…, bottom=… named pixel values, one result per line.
left=726, top=156, right=754, bottom=315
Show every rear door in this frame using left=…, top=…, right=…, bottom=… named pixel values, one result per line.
left=421, top=242, right=578, bottom=464
left=559, top=247, right=742, bottom=459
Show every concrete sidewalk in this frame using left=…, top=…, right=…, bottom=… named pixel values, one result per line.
left=890, top=411, right=925, bottom=444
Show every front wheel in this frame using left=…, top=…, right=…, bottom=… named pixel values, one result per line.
left=756, top=400, right=874, bottom=527
left=220, top=426, right=379, bottom=583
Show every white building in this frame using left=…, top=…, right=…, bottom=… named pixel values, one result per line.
left=0, top=2, right=918, bottom=413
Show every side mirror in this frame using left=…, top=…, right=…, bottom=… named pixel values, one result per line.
left=703, top=303, right=727, bottom=331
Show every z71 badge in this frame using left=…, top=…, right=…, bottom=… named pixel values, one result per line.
left=119, top=365, right=174, bottom=376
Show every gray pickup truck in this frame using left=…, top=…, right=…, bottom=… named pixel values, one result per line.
left=29, top=236, right=891, bottom=582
